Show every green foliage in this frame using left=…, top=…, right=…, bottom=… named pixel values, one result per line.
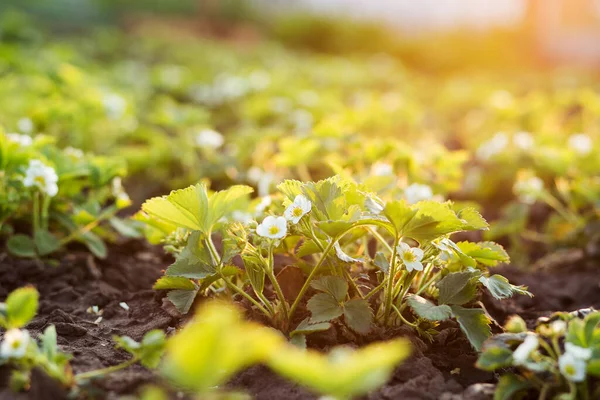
left=0, top=286, right=39, bottom=329
left=115, top=330, right=166, bottom=369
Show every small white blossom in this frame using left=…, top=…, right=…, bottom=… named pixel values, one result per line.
left=23, top=160, right=59, bottom=197
left=404, top=183, right=433, bottom=204
left=284, top=195, right=312, bottom=224
left=334, top=242, right=361, bottom=263
left=476, top=132, right=509, bottom=160
left=397, top=242, right=424, bottom=272
left=365, top=196, right=385, bottom=215
left=565, top=343, right=592, bottom=361
left=568, top=133, right=593, bottom=155
left=513, top=176, right=544, bottom=204
left=513, top=131, right=534, bottom=150
left=195, top=129, right=224, bottom=150
left=17, top=118, right=34, bottom=134
left=112, top=177, right=131, bottom=208
left=559, top=352, right=586, bottom=382
left=232, top=210, right=253, bottom=225
left=64, top=146, right=84, bottom=159
left=0, top=329, right=30, bottom=359
left=370, top=162, right=393, bottom=177
left=256, top=215, right=287, bottom=239
left=6, top=133, right=33, bottom=147
left=103, top=93, right=127, bottom=119
left=512, top=334, right=538, bottom=365
left=550, top=320, right=567, bottom=336
left=254, top=196, right=272, bottom=216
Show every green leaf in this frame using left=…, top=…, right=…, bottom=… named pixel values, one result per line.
left=311, top=276, right=348, bottom=302
left=296, top=239, right=322, bottom=257
left=166, top=232, right=216, bottom=279
left=406, top=295, right=452, bottom=321
left=142, top=184, right=208, bottom=231
left=40, top=325, right=58, bottom=361
left=291, top=318, right=332, bottom=337
left=139, top=330, right=167, bottom=369
left=242, top=252, right=266, bottom=293
left=300, top=177, right=346, bottom=221
left=479, top=275, right=531, bottom=300
left=109, top=217, right=143, bottom=238
left=153, top=277, right=196, bottom=291
left=167, top=289, right=199, bottom=314
left=317, top=220, right=354, bottom=238
left=6, top=234, right=36, bottom=258
left=307, top=293, right=343, bottom=323
left=34, top=230, right=61, bottom=256
left=5, top=286, right=39, bottom=328
left=437, top=271, right=480, bottom=305
left=494, top=374, right=532, bottom=400
left=456, top=241, right=510, bottom=267
left=80, top=231, right=107, bottom=259
left=588, top=359, right=600, bottom=376
left=457, top=207, right=489, bottom=231
left=450, top=305, right=492, bottom=351
left=208, top=185, right=254, bottom=227
left=476, top=346, right=514, bottom=370
left=343, top=299, right=373, bottom=334
left=383, top=200, right=416, bottom=235
left=373, top=252, right=390, bottom=274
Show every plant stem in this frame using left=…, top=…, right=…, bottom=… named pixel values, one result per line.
left=289, top=239, right=336, bottom=320
left=75, top=357, right=138, bottom=382
left=32, top=192, right=40, bottom=235
left=266, top=242, right=289, bottom=323
left=364, top=280, right=386, bottom=300
left=41, top=194, right=51, bottom=230
left=382, top=237, right=400, bottom=324
left=392, top=304, right=417, bottom=327
left=221, top=275, right=271, bottom=318
left=369, top=227, right=393, bottom=253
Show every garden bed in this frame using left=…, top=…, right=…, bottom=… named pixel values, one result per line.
left=2, top=241, right=597, bottom=400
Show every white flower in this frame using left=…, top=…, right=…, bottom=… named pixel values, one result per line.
left=512, top=334, right=539, bottom=365
left=64, top=146, right=84, bottom=159
left=513, top=176, right=544, bottom=204
left=232, top=211, right=253, bottom=224
left=568, top=133, right=593, bottom=155
left=365, top=196, right=385, bottom=215
left=513, top=131, right=534, bottom=150
left=334, top=242, right=361, bottom=263
left=254, top=196, right=272, bottom=216
left=291, top=109, right=313, bottom=133
left=565, top=343, right=592, bottom=361
left=0, top=329, right=30, bottom=359
left=23, top=160, right=59, bottom=197
left=370, top=162, right=393, bottom=177
left=17, top=117, right=34, bottom=134
left=256, top=215, right=287, bottom=239
left=476, top=132, right=508, bottom=160
left=112, top=177, right=131, bottom=207
left=103, top=93, right=127, bottom=119
left=195, top=129, right=224, bottom=150
left=397, top=242, right=424, bottom=272
left=6, top=133, right=33, bottom=147
left=284, top=195, right=312, bottom=224
left=559, top=352, right=587, bottom=382
left=404, top=183, right=433, bottom=204
left=435, top=238, right=456, bottom=261
left=550, top=320, right=567, bottom=336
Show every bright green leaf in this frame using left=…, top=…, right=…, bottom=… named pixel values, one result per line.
left=406, top=295, right=452, bottom=321
left=153, top=276, right=196, bottom=291
left=450, top=305, right=492, bottom=351
left=479, top=275, right=531, bottom=300
left=6, top=286, right=39, bottom=328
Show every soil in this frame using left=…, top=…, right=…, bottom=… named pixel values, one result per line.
left=0, top=241, right=599, bottom=400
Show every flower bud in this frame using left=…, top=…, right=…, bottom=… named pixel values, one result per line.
left=505, top=315, right=527, bottom=333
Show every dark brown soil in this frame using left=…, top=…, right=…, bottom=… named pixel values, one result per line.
left=1, top=241, right=599, bottom=400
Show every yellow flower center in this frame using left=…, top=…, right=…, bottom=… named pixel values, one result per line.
left=34, top=176, right=46, bottom=185
left=11, top=340, right=21, bottom=349
left=403, top=252, right=416, bottom=262
left=268, top=225, right=280, bottom=235
left=293, top=207, right=304, bottom=217
left=565, top=364, right=576, bottom=376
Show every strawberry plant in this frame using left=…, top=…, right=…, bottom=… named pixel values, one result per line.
left=140, top=175, right=530, bottom=350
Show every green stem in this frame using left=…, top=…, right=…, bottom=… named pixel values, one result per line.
left=266, top=242, right=289, bottom=322
left=392, top=304, right=417, bottom=327
left=415, top=270, right=440, bottom=296
left=32, top=192, right=40, bottom=235
left=383, top=237, right=400, bottom=324
left=41, top=194, right=51, bottom=230
left=59, top=208, right=117, bottom=246
left=75, top=357, right=138, bottom=382
left=369, top=227, right=393, bottom=253
left=289, top=239, right=336, bottom=320
left=364, top=280, right=386, bottom=300
left=221, top=275, right=271, bottom=318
